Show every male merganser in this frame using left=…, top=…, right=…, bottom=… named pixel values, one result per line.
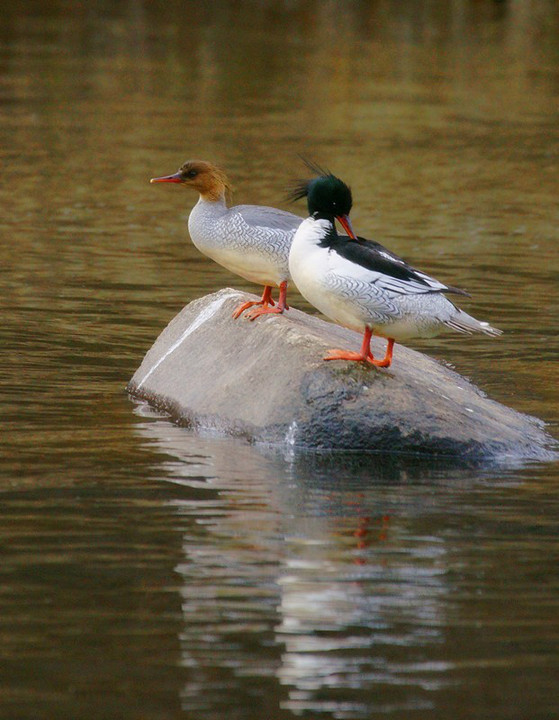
left=150, top=160, right=302, bottom=319
left=289, top=172, right=502, bottom=367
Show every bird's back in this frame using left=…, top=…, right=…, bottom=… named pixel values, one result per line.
left=232, top=204, right=303, bottom=233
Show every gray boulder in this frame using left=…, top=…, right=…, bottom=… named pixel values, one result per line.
left=127, top=288, right=556, bottom=462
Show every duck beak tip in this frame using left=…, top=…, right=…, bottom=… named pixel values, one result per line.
left=150, top=172, right=183, bottom=184
left=337, top=214, right=357, bottom=239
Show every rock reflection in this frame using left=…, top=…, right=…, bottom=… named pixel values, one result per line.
left=133, top=405, right=289, bottom=716
left=132, top=404, right=482, bottom=717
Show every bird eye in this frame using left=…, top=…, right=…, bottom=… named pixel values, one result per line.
left=182, top=168, right=198, bottom=179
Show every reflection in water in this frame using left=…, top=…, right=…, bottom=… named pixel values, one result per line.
left=276, top=519, right=448, bottom=716
left=276, top=457, right=454, bottom=716
left=134, top=405, right=289, bottom=715
left=132, top=407, right=559, bottom=718
left=133, top=403, right=507, bottom=718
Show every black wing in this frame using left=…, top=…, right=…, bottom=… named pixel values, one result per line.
left=324, top=230, right=469, bottom=296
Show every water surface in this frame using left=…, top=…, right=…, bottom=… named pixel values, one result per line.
left=1, top=2, right=558, bottom=719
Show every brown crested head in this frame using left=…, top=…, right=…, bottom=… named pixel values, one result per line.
left=150, top=160, right=232, bottom=202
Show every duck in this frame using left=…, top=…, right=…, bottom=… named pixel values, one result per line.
left=288, top=171, right=502, bottom=367
left=150, top=160, right=303, bottom=320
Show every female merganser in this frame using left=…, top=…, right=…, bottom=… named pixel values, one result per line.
left=150, top=160, right=302, bottom=319
left=289, top=172, right=502, bottom=367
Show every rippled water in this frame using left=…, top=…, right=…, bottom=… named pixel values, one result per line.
left=1, top=2, right=558, bottom=719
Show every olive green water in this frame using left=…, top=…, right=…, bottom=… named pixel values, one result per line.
left=1, top=2, right=558, bottom=719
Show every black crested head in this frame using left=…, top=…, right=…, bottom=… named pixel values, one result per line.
left=289, top=173, right=353, bottom=220
left=307, top=174, right=353, bottom=219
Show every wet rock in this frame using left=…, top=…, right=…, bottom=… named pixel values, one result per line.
left=127, top=288, right=556, bottom=462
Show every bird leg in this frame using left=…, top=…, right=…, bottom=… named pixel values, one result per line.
left=243, top=281, right=289, bottom=321
left=324, top=329, right=394, bottom=368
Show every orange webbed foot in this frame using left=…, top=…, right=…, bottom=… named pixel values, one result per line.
left=244, top=304, right=286, bottom=321
left=369, top=356, right=392, bottom=368
left=232, top=297, right=275, bottom=320
left=232, top=285, right=279, bottom=320
left=324, top=349, right=371, bottom=363
left=324, top=337, right=394, bottom=368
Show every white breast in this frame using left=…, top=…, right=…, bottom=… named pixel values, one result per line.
left=289, top=218, right=370, bottom=332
